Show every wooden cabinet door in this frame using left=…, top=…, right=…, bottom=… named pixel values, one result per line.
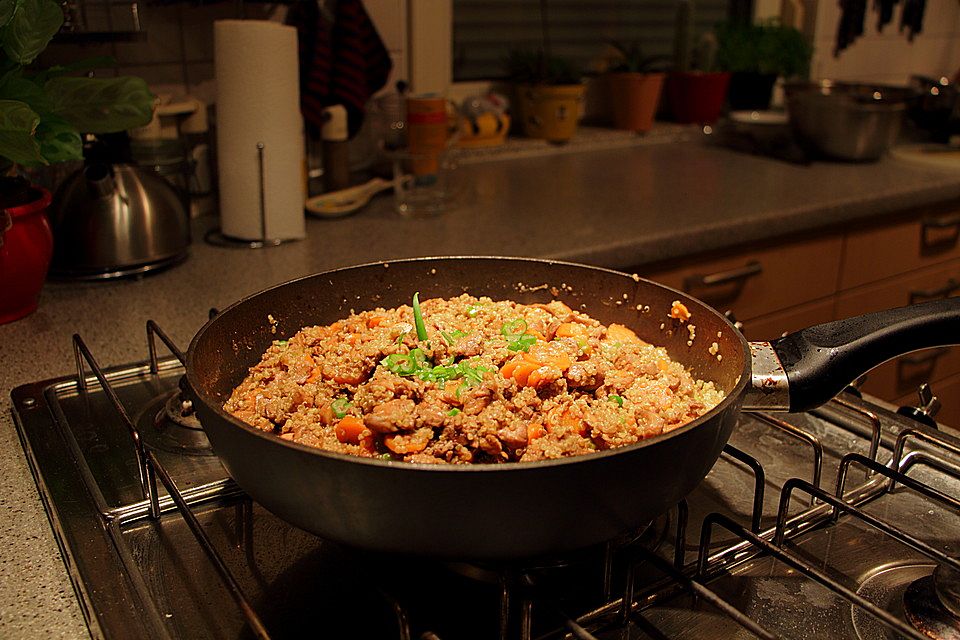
left=835, top=259, right=960, bottom=401
left=842, top=209, right=960, bottom=290
left=642, top=235, right=842, bottom=321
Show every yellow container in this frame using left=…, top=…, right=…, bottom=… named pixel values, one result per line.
left=516, top=83, right=585, bottom=142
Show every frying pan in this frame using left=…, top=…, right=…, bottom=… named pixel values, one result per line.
left=185, top=257, right=960, bottom=559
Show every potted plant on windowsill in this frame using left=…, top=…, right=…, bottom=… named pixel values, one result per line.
left=505, top=49, right=585, bottom=143
left=604, top=42, right=670, bottom=133
left=0, top=0, right=154, bottom=323
left=665, top=0, right=730, bottom=124
left=717, top=20, right=812, bottom=111
left=502, top=0, right=585, bottom=143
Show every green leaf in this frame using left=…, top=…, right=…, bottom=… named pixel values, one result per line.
left=35, top=113, right=79, bottom=162
left=2, top=0, right=63, bottom=65
left=0, top=0, right=19, bottom=29
left=0, top=70, right=50, bottom=113
left=46, top=75, right=154, bottom=133
left=0, top=98, right=42, bottom=165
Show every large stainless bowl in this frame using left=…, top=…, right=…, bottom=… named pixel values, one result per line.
left=785, top=81, right=910, bottom=161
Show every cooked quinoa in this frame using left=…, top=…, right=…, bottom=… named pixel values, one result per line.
left=224, top=294, right=725, bottom=464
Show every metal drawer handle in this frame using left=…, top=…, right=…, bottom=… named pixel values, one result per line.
left=685, top=261, right=762, bottom=290
left=921, top=214, right=960, bottom=251
left=908, top=278, right=960, bottom=304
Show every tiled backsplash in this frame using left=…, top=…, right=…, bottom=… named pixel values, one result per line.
left=40, top=0, right=407, bottom=105
left=811, top=1, right=960, bottom=85
left=38, top=1, right=960, bottom=107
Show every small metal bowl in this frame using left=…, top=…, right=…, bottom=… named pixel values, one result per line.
left=785, top=80, right=910, bottom=161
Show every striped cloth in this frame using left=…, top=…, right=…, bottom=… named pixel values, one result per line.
left=287, top=0, right=392, bottom=137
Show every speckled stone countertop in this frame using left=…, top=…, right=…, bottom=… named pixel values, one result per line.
left=2, top=139, right=960, bottom=638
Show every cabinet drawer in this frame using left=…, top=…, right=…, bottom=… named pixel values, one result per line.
left=641, top=235, right=842, bottom=321
left=836, top=260, right=960, bottom=400
left=739, top=297, right=835, bottom=341
left=841, top=209, right=960, bottom=290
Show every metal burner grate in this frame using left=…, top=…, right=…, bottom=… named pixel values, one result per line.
left=11, top=320, right=960, bottom=640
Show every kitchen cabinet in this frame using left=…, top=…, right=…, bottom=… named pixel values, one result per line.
left=633, top=203, right=960, bottom=427
left=640, top=234, right=843, bottom=322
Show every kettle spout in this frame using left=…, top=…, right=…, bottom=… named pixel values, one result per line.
left=85, top=164, right=116, bottom=198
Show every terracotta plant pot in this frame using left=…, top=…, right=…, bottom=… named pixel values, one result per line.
left=608, top=72, right=666, bottom=132
left=0, top=187, right=53, bottom=324
left=666, top=71, right=732, bottom=124
left=516, top=83, right=586, bottom=142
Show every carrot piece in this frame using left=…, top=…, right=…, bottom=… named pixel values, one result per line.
left=306, top=366, right=323, bottom=384
left=555, top=323, right=585, bottom=339
left=384, top=430, right=431, bottom=454
left=501, top=359, right=520, bottom=379
left=367, top=315, right=385, bottom=328
left=512, top=361, right=539, bottom=386
left=657, top=358, right=670, bottom=372
left=335, top=415, right=365, bottom=444
left=527, top=421, right=546, bottom=442
left=606, top=323, right=642, bottom=344
left=670, top=301, right=691, bottom=321
left=527, top=368, right=545, bottom=388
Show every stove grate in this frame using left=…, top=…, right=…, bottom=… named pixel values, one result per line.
left=30, top=321, right=960, bottom=640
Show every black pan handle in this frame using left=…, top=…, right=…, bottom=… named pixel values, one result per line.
left=768, top=297, right=960, bottom=412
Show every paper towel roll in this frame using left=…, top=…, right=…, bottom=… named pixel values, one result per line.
left=215, top=19, right=305, bottom=241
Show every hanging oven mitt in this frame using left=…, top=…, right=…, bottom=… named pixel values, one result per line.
left=286, top=0, right=393, bottom=138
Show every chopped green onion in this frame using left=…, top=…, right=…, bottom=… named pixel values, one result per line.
left=608, top=395, right=624, bottom=408
left=447, top=408, right=460, bottom=416
left=440, top=329, right=467, bottom=345
left=276, top=339, right=288, bottom=346
left=412, top=292, right=428, bottom=341
left=507, top=334, right=537, bottom=352
left=467, top=304, right=482, bottom=317
left=380, top=453, right=393, bottom=460
left=500, top=318, right=527, bottom=338
left=331, top=397, right=351, bottom=418
left=381, top=353, right=419, bottom=376
left=395, top=331, right=409, bottom=346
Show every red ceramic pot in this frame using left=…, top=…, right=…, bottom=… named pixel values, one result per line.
left=0, top=187, right=53, bottom=324
left=666, top=71, right=732, bottom=124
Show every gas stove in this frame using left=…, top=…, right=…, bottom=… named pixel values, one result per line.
left=11, top=322, right=960, bottom=640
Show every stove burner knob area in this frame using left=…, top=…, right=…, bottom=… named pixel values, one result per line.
left=897, top=383, right=941, bottom=430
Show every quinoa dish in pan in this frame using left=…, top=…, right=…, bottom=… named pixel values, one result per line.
left=224, top=294, right=725, bottom=464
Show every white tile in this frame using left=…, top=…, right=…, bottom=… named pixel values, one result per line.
left=918, top=0, right=960, bottom=37
left=813, top=0, right=842, bottom=43
left=830, top=35, right=913, bottom=81
left=908, top=34, right=957, bottom=78
left=114, top=5, right=183, bottom=65
left=365, top=0, right=405, bottom=52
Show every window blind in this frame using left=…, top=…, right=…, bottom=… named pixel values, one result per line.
left=453, top=0, right=734, bottom=81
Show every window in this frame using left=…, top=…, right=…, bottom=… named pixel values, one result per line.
left=452, top=0, right=739, bottom=82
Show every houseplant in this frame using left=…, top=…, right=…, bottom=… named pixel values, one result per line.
left=717, top=20, right=812, bottom=110
left=0, top=0, right=154, bottom=323
left=665, top=0, right=730, bottom=124
left=503, top=0, right=585, bottom=143
left=605, top=42, right=669, bottom=132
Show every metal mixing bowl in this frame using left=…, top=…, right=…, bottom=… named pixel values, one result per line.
left=785, top=81, right=910, bottom=161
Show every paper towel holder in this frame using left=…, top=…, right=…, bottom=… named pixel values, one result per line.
left=205, top=141, right=296, bottom=249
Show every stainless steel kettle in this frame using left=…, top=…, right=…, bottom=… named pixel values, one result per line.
left=50, top=163, right=191, bottom=279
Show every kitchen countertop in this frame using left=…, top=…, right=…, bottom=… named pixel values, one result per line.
left=3, top=138, right=960, bottom=638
